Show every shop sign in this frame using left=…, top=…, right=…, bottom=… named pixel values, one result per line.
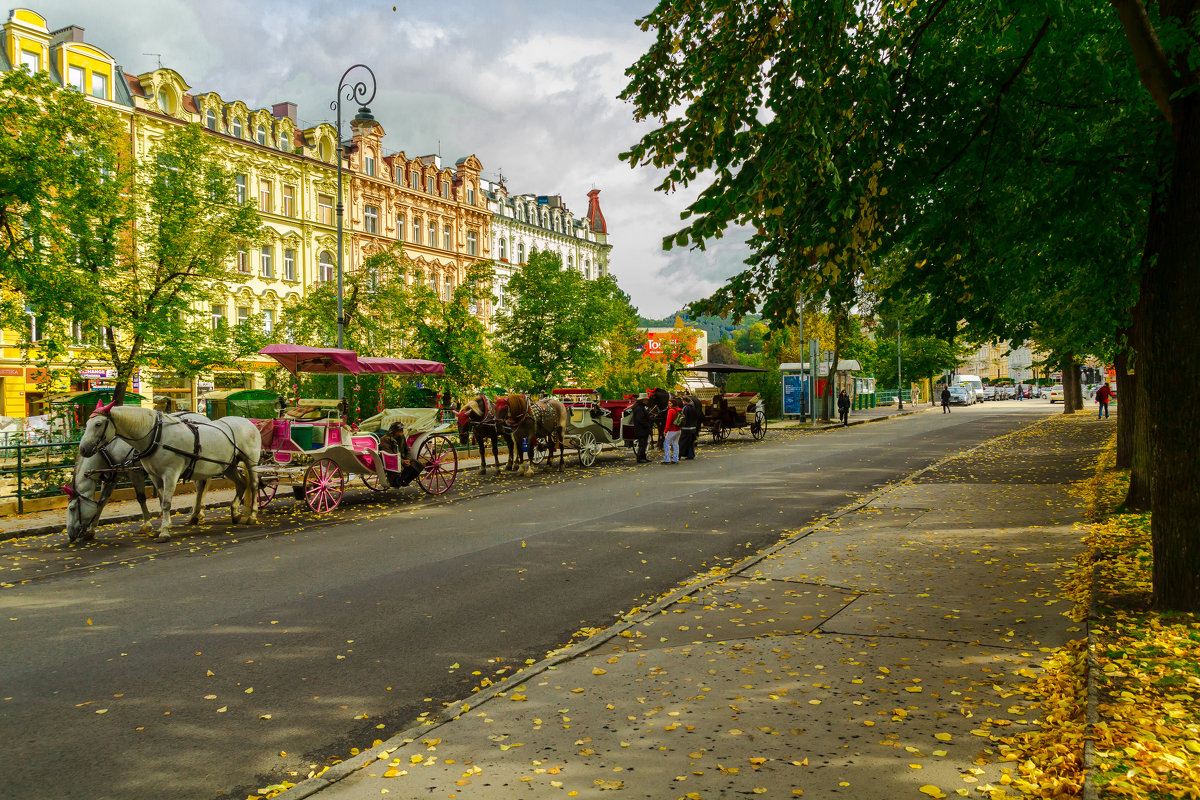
left=78, top=368, right=114, bottom=379
left=0, top=367, right=22, bottom=377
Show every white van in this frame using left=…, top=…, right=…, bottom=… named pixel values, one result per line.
left=955, top=374, right=985, bottom=404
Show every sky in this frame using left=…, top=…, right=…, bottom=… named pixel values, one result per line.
left=27, top=0, right=752, bottom=319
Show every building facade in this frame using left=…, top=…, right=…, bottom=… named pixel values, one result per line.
left=482, top=180, right=611, bottom=315
left=959, top=340, right=1050, bottom=383
left=342, top=121, right=493, bottom=324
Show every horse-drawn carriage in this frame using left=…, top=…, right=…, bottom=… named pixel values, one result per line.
left=698, top=391, right=767, bottom=442
left=534, top=388, right=634, bottom=466
left=256, top=345, right=458, bottom=513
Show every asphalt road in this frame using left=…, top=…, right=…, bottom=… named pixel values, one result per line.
left=0, top=402, right=1055, bottom=800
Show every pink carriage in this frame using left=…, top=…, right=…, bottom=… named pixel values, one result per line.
left=256, top=345, right=458, bottom=513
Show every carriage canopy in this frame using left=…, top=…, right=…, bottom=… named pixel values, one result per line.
left=259, top=345, right=446, bottom=376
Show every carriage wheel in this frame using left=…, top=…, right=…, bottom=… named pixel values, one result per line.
left=303, top=458, right=344, bottom=513
left=531, top=442, right=547, bottom=465
left=576, top=431, right=599, bottom=467
left=416, top=434, right=458, bottom=496
left=361, top=469, right=386, bottom=492
left=751, top=410, right=767, bottom=441
left=256, top=475, right=278, bottom=509
left=710, top=423, right=727, bottom=443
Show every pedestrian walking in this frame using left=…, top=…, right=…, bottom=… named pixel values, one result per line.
left=837, top=389, right=851, bottom=426
left=662, top=398, right=682, bottom=464
left=679, top=396, right=699, bottom=460
left=941, top=386, right=951, bottom=414
left=632, top=393, right=652, bottom=463
left=1016, top=383, right=1024, bottom=401
left=1095, top=382, right=1113, bottom=419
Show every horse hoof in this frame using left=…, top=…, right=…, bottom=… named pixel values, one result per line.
left=156, top=532, right=171, bottom=542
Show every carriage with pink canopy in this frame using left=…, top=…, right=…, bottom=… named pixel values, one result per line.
left=256, top=345, right=458, bottom=513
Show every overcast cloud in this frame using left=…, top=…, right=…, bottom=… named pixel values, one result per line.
left=28, top=0, right=753, bottom=318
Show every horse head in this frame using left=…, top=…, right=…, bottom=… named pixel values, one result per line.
left=78, top=406, right=117, bottom=458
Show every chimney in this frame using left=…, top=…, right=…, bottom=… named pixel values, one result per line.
left=272, top=101, right=297, bottom=124
left=51, top=25, right=86, bottom=44
left=586, top=189, right=607, bottom=235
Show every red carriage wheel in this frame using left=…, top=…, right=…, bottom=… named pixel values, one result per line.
left=303, top=458, right=345, bottom=513
left=256, top=475, right=278, bottom=508
left=416, top=434, right=458, bottom=496
left=361, top=469, right=385, bottom=492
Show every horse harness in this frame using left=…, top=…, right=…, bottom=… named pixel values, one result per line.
left=70, top=439, right=142, bottom=510
left=107, top=412, right=248, bottom=483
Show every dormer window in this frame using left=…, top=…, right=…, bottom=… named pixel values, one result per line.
left=91, top=72, right=108, bottom=99
left=232, top=117, right=243, bottom=138
left=279, top=133, right=289, bottom=151
left=19, top=50, right=40, bottom=72
left=68, top=65, right=85, bottom=92
left=411, top=169, right=420, bottom=189
left=365, top=153, right=376, bottom=177
left=158, top=89, right=173, bottom=114
left=256, top=124, right=266, bottom=145
left=206, top=110, right=217, bottom=130
left=467, top=186, right=475, bottom=205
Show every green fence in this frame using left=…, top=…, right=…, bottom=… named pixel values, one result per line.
left=874, top=389, right=915, bottom=405
left=0, top=437, right=81, bottom=514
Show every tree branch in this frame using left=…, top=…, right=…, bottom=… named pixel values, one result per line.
left=1112, top=0, right=1179, bottom=124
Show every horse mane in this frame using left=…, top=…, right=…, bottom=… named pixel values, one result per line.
left=505, top=393, right=527, bottom=418
left=109, top=405, right=159, bottom=441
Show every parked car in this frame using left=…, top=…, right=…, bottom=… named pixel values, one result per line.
left=948, top=386, right=972, bottom=406
left=1048, top=384, right=1064, bottom=403
left=983, top=386, right=998, bottom=401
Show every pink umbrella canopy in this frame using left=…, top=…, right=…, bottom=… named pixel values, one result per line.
left=356, top=357, right=446, bottom=376
left=259, top=344, right=363, bottom=375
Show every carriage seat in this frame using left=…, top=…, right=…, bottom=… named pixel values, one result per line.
left=570, top=407, right=588, bottom=425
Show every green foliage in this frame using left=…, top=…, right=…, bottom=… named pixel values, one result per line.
left=495, top=251, right=634, bottom=393
left=638, top=311, right=760, bottom=344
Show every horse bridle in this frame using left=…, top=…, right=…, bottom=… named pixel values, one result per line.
left=66, top=438, right=140, bottom=510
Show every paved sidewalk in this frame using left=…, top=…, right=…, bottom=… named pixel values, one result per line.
left=272, top=413, right=1099, bottom=800
left=0, top=403, right=937, bottom=542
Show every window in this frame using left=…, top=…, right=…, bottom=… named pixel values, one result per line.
left=428, top=220, right=436, bottom=247
left=364, top=204, right=379, bottom=234
left=205, top=109, right=220, bottom=130
left=256, top=124, right=266, bottom=145
left=413, top=217, right=422, bottom=244
left=441, top=180, right=450, bottom=199
left=232, top=117, right=243, bottom=138
left=237, top=307, right=250, bottom=326
left=317, top=194, right=333, bottom=225
left=259, top=180, right=272, bottom=213
left=395, top=165, right=404, bottom=183
left=281, top=185, right=294, bottom=217
left=443, top=276, right=453, bottom=301
left=262, top=309, right=274, bottom=334
left=427, top=176, right=435, bottom=194
left=517, top=242, right=524, bottom=263
left=260, top=246, right=273, bottom=278
left=25, top=303, right=41, bottom=342
left=466, top=231, right=478, bottom=256
left=365, top=153, right=376, bottom=177
left=68, top=65, right=85, bottom=92
left=568, top=255, right=573, bottom=269
left=428, top=271, right=438, bottom=292
left=279, top=133, right=289, bottom=151
left=584, top=259, right=591, bottom=279
left=20, top=50, right=40, bottom=72
left=91, top=72, right=108, bottom=99
left=498, top=282, right=506, bottom=308
left=411, top=169, right=420, bottom=189
left=319, top=251, right=335, bottom=282
left=236, top=247, right=249, bottom=274
left=283, top=248, right=296, bottom=281
left=158, top=89, right=172, bottom=113
left=211, top=304, right=226, bottom=330
left=396, top=213, right=405, bottom=242
left=467, top=186, right=475, bottom=205
left=444, top=224, right=452, bottom=250
left=235, top=174, right=247, bottom=204
left=499, top=238, right=507, bottom=261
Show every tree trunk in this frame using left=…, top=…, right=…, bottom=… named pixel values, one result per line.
left=1061, top=353, right=1077, bottom=414
left=1115, top=349, right=1133, bottom=468
left=1126, top=364, right=1153, bottom=511
left=1147, top=99, right=1200, bottom=611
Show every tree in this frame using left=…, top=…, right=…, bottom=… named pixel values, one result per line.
left=1, top=73, right=262, bottom=402
left=495, top=251, right=631, bottom=393
left=622, top=2, right=1200, bottom=609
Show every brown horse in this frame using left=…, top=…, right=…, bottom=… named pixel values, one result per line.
left=499, top=393, right=568, bottom=474
left=457, top=394, right=514, bottom=475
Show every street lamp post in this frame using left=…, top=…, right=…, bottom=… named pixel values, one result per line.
left=896, top=322, right=903, bottom=410
left=332, top=64, right=378, bottom=400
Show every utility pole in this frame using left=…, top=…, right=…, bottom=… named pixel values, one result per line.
left=897, top=322, right=904, bottom=410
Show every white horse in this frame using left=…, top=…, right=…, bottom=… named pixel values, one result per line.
left=64, top=411, right=211, bottom=543
left=78, top=403, right=261, bottom=541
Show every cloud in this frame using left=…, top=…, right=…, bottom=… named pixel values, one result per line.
left=25, top=0, right=746, bottom=318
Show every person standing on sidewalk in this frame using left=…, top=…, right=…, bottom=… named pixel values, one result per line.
left=837, top=389, right=851, bottom=426
left=941, top=386, right=952, bottom=413
left=632, top=393, right=652, bottom=463
left=662, top=398, right=682, bottom=463
left=1096, top=382, right=1113, bottom=419
left=678, top=396, right=699, bottom=460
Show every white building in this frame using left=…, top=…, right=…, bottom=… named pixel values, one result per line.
left=481, top=180, right=611, bottom=314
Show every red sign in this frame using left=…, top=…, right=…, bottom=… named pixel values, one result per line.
left=644, top=331, right=701, bottom=363
left=0, top=367, right=22, bottom=377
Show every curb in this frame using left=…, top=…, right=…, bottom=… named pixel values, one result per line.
left=0, top=496, right=238, bottom=542
left=1082, top=564, right=1102, bottom=800
left=272, top=408, right=1046, bottom=800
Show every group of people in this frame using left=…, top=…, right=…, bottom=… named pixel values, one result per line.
left=629, top=392, right=701, bottom=464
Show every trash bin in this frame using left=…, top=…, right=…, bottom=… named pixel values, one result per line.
left=291, top=424, right=315, bottom=450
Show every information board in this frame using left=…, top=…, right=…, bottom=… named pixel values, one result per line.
left=782, top=374, right=807, bottom=415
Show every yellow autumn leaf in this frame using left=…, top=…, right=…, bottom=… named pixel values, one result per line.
left=919, top=785, right=947, bottom=799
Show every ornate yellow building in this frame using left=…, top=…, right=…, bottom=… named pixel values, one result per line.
left=344, top=120, right=493, bottom=323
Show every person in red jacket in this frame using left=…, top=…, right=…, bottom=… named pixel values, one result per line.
left=1095, top=382, right=1113, bottom=419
